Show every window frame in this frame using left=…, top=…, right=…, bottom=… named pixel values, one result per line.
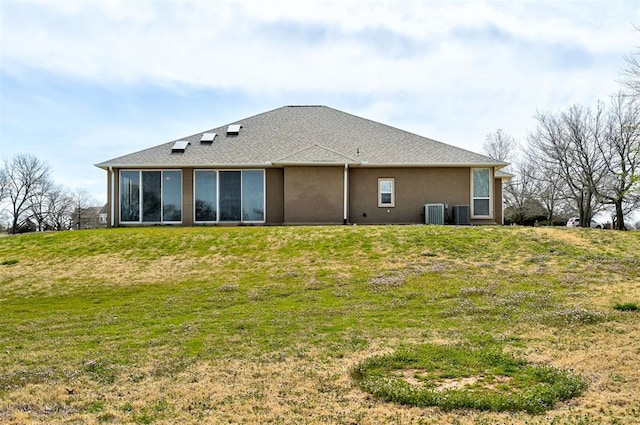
left=378, top=178, right=395, bottom=208
left=193, top=169, right=266, bottom=224
left=118, top=170, right=183, bottom=224
left=470, top=168, right=493, bottom=219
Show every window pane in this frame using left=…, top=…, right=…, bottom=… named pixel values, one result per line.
left=220, top=171, right=241, bottom=221
left=120, top=171, right=139, bottom=222
left=163, top=171, right=182, bottom=222
left=474, top=199, right=490, bottom=216
left=242, top=170, right=264, bottom=221
left=195, top=171, right=217, bottom=221
left=142, top=171, right=162, bottom=222
left=380, top=180, right=392, bottom=193
left=473, top=169, right=490, bottom=197
left=380, top=193, right=392, bottom=204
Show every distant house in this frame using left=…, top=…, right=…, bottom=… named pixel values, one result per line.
left=72, top=206, right=108, bottom=229
left=96, top=106, right=509, bottom=226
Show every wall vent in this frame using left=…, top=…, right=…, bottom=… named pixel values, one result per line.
left=452, top=205, right=470, bottom=225
left=200, top=133, right=216, bottom=143
left=171, top=140, right=190, bottom=152
left=425, top=203, right=445, bottom=225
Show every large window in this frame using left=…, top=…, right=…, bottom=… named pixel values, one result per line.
left=242, top=170, right=265, bottom=221
left=378, top=178, right=395, bottom=207
left=163, top=171, right=182, bottom=221
left=220, top=171, right=242, bottom=221
left=194, top=170, right=265, bottom=223
left=119, top=170, right=182, bottom=223
left=471, top=168, right=492, bottom=218
left=194, top=171, right=217, bottom=221
left=120, top=171, right=140, bottom=222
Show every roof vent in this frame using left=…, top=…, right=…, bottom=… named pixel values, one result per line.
left=226, top=124, right=242, bottom=135
left=171, top=140, right=190, bottom=152
left=200, top=133, right=216, bottom=143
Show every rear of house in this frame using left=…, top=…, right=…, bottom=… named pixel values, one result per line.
left=96, top=106, right=509, bottom=226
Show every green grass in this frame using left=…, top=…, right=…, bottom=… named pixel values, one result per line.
left=0, top=226, right=639, bottom=423
left=352, top=343, right=588, bottom=414
left=613, top=302, right=640, bottom=312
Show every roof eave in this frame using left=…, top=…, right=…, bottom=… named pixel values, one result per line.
left=357, top=162, right=509, bottom=168
left=95, top=162, right=276, bottom=169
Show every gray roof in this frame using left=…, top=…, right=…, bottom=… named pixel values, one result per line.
left=96, top=106, right=507, bottom=169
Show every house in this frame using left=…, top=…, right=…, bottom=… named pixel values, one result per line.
left=72, top=206, right=108, bottom=229
left=96, top=106, right=509, bottom=226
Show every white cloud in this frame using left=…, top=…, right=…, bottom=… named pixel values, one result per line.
left=1, top=0, right=638, bottom=201
left=2, top=0, right=636, bottom=94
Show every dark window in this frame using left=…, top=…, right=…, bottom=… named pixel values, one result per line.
left=219, top=171, right=242, bottom=221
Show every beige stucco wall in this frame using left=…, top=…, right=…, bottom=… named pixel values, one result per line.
left=182, top=168, right=194, bottom=226
left=349, top=167, right=472, bottom=224
left=266, top=168, right=284, bottom=224
left=283, top=166, right=344, bottom=224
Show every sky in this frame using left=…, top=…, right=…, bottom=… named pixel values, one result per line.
left=1, top=0, right=638, bottom=204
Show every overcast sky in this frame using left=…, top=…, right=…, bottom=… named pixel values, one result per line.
left=1, top=0, right=638, bottom=204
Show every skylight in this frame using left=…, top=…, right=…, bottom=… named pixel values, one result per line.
left=171, top=140, right=189, bottom=152
left=200, top=133, right=216, bottom=143
left=226, top=124, right=242, bottom=135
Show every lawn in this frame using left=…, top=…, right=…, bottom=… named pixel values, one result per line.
left=0, top=226, right=639, bottom=424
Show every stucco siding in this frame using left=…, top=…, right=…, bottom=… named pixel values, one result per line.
left=182, top=168, right=194, bottom=226
left=266, top=168, right=285, bottom=224
left=349, top=167, right=471, bottom=224
left=284, top=166, right=344, bottom=224
left=493, top=178, right=503, bottom=225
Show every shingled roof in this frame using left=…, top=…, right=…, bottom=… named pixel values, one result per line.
left=96, top=106, right=507, bottom=169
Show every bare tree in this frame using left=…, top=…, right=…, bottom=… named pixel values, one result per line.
left=29, top=177, right=55, bottom=232
left=0, top=166, right=8, bottom=204
left=483, top=129, right=518, bottom=165
left=620, top=25, right=640, bottom=98
left=3, top=154, right=51, bottom=234
left=528, top=105, right=605, bottom=227
left=503, top=157, right=538, bottom=224
left=47, top=185, right=75, bottom=231
left=594, top=93, right=640, bottom=230
left=527, top=151, right=569, bottom=225
left=72, top=188, right=98, bottom=229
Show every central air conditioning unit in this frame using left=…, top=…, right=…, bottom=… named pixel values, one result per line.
left=425, top=203, right=445, bottom=225
left=452, top=205, right=470, bottom=225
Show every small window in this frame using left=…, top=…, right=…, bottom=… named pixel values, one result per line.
left=378, top=178, right=395, bottom=207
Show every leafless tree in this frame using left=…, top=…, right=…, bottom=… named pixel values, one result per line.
left=29, top=177, right=55, bottom=232
left=0, top=166, right=8, bottom=204
left=528, top=152, right=569, bottom=225
left=3, top=154, right=51, bottom=234
left=483, top=129, right=518, bottom=165
left=528, top=105, right=605, bottom=227
left=47, top=185, right=75, bottom=230
left=72, top=188, right=98, bottom=229
left=594, top=92, right=640, bottom=230
left=503, top=157, right=538, bottom=224
left=620, top=25, right=640, bottom=98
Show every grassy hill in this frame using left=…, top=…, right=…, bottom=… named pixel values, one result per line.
left=0, top=226, right=639, bottom=424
